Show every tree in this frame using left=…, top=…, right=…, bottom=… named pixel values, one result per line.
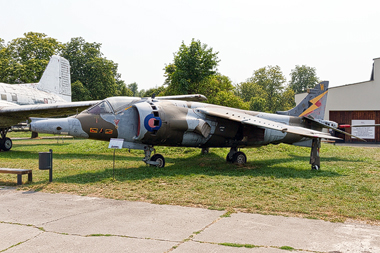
left=0, top=32, right=63, bottom=84
left=164, top=39, right=220, bottom=95
left=210, top=90, right=249, bottom=110
left=278, top=87, right=296, bottom=111
left=116, top=80, right=133, bottom=96
left=144, top=86, right=166, bottom=98
left=250, top=65, right=286, bottom=113
left=0, top=38, right=4, bottom=50
left=235, top=81, right=267, bottom=103
left=289, top=65, right=319, bottom=94
left=127, top=82, right=138, bottom=96
left=249, top=97, right=267, bottom=112
left=71, top=80, right=91, bottom=101
left=61, top=37, right=121, bottom=100
left=235, top=65, right=295, bottom=112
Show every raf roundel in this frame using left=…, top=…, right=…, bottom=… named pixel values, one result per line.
left=144, top=114, right=162, bottom=132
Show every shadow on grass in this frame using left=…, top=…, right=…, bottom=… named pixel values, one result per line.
left=40, top=152, right=347, bottom=186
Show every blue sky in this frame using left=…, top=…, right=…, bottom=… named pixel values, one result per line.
left=1, top=0, right=379, bottom=91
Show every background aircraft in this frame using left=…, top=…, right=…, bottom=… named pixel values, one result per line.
left=0, top=55, right=99, bottom=151
left=31, top=81, right=353, bottom=170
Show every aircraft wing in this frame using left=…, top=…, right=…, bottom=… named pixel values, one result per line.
left=155, top=94, right=207, bottom=102
left=196, top=107, right=340, bottom=140
left=0, top=101, right=100, bottom=127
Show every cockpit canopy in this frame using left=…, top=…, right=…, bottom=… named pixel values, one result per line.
left=87, top=97, right=141, bottom=115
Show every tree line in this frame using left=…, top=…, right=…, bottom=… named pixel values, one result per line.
left=0, top=33, right=320, bottom=113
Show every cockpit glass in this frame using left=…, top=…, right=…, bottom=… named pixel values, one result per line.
left=106, top=97, right=140, bottom=112
left=87, top=101, right=113, bottom=114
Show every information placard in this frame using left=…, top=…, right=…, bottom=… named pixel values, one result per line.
left=108, top=138, right=124, bottom=149
left=352, top=120, right=375, bottom=139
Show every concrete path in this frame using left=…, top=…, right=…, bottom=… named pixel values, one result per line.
left=1, top=186, right=379, bottom=253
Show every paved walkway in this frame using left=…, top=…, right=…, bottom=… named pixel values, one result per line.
left=1, top=186, right=379, bottom=253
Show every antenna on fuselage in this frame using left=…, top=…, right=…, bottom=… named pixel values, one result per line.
left=151, top=93, right=156, bottom=99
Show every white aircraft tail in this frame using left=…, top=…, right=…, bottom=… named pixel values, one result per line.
left=37, top=55, right=72, bottom=102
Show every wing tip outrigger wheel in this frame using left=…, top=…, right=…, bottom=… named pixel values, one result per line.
left=310, top=138, right=321, bottom=171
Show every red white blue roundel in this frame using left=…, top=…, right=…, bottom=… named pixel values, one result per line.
left=144, top=114, right=162, bottom=132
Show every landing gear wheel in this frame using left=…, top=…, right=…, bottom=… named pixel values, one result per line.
left=311, top=165, right=319, bottom=170
left=150, top=154, right=165, bottom=168
left=0, top=137, right=12, bottom=151
left=232, top=151, right=247, bottom=165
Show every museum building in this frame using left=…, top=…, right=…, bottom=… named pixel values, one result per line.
left=296, top=57, right=380, bottom=143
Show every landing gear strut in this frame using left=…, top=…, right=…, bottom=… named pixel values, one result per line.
left=0, top=128, right=12, bottom=151
left=143, top=146, right=165, bottom=167
left=226, top=147, right=247, bottom=165
left=310, top=138, right=321, bottom=170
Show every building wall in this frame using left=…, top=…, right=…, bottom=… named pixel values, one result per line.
left=325, top=57, right=380, bottom=121
left=295, top=57, right=380, bottom=142
left=329, top=111, right=380, bottom=143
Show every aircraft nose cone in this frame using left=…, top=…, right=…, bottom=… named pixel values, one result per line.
left=30, top=117, right=89, bottom=138
left=30, top=118, right=70, bottom=135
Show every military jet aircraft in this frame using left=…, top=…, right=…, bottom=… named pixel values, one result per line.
left=0, top=55, right=99, bottom=151
left=31, top=81, right=356, bottom=170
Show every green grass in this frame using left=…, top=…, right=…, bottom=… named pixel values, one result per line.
left=2, top=132, right=380, bottom=223
left=218, top=243, right=257, bottom=248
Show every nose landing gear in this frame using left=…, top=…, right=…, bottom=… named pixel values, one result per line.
left=143, top=146, right=166, bottom=167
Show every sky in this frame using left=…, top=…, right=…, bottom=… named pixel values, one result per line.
left=1, top=0, right=380, bottom=91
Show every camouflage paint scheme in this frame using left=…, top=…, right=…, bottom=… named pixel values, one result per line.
left=31, top=82, right=346, bottom=170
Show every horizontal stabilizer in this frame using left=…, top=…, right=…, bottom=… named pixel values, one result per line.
left=305, top=117, right=366, bottom=142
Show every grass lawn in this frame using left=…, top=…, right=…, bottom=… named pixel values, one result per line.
left=2, top=132, right=380, bottom=224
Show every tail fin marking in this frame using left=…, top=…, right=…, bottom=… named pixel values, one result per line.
left=277, top=81, right=329, bottom=120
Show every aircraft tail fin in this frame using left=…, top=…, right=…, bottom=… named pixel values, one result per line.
left=37, top=55, right=72, bottom=102
left=277, top=81, right=329, bottom=120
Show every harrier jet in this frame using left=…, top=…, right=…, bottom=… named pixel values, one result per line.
left=0, top=55, right=99, bottom=151
left=31, top=81, right=357, bottom=170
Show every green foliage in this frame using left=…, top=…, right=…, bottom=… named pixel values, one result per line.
left=164, top=39, right=220, bottom=95
left=289, top=65, right=319, bottom=94
left=71, top=80, right=91, bottom=101
left=115, top=79, right=133, bottom=96
left=127, top=82, right=139, bottom=96
left=0, top=32, right=63, bottom=84
left=235, top=66, right=295, bottom=113
left=249, top=97, right=267, bottom=111
left=61, top=37, right=122, bottom=101
left=144, top=86, right=166, bottom=97
left=250, top=65, right=286, bottom=112
left=279, top=87, right=296, bottom=111
left=209, top=90, right=249, bottom=109
left=137, top=89, right=146, bottom=97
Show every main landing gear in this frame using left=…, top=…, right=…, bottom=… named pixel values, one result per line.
left=226, top=147, right=247, bottom=165
left=310, top=138, right=321, bottom=170
left=0, top=128, right=12, bottom=151
left=143, top=146, right=165, bottom=167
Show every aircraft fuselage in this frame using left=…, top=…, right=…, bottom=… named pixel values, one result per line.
left=31, top=97, right=312, bottom=149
